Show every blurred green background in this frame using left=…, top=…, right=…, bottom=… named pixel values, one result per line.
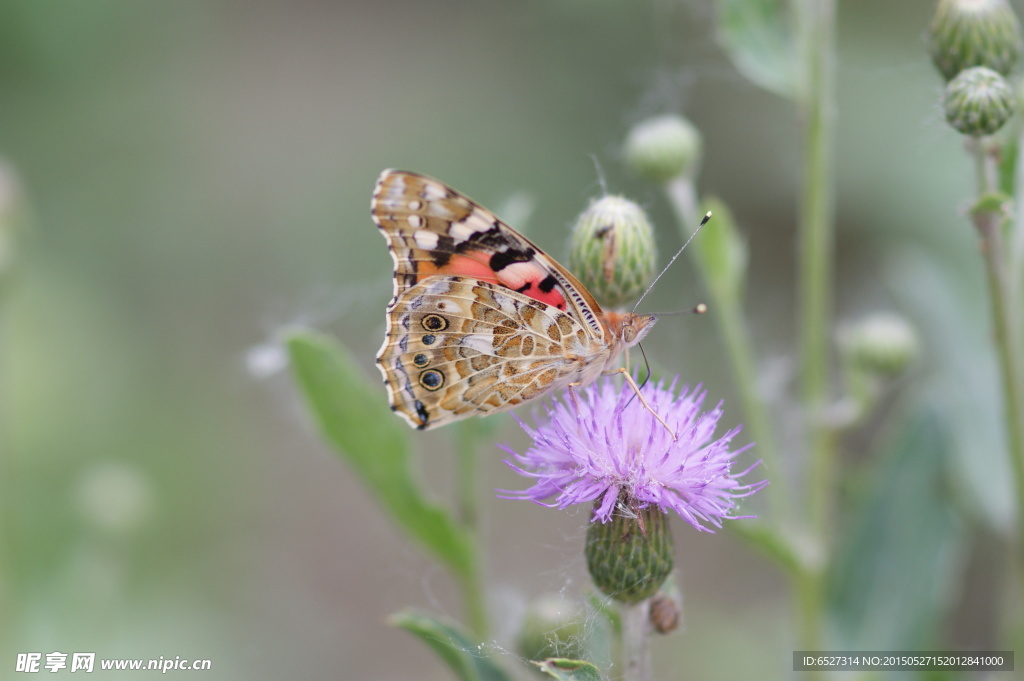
left=1, top=1, right=1014, bottom=679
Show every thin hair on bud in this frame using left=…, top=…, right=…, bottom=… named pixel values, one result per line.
left=589, top=154, right=609, bottom=196
left=632, top=212, right=712, bottom=312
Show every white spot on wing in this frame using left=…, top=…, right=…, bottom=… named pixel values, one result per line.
left=407, top=214, right=423, bottom=228
left=460, top=334, right=496, bottom=355
left=422, top=182, right=447, bottom=201
left=414, top=230, right=439, bottom=249
left=449, top=221, right=477, bottom=242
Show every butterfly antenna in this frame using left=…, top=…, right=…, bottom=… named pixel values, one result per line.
left=632, top=211, right=712, bottom=313
left=650, top=303, right=708, bottom=316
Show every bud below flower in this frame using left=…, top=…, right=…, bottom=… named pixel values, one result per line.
left=838, top=312, right=920, bottom=378
left=584, top=494, right=673, bottom=604
left=648, top=588, right=681, bottom=634
left=928, top=0, right=1022, bottom=81
left=515, top=594, right=587, bottom=663
left=568, top=196, right=657, bottom=309
left=943, top=66, right=1014, bottom=136
left=624, top=114, right=703, bottom=182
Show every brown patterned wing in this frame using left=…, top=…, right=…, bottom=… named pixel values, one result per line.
left=372, top=169, right=610, bottom=344
left=376, top=277, right=609, bottom=430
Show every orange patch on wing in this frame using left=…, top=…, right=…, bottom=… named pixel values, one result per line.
left=499, top=262, right=566, bottom=309
left=422, top=253, right=500, bottom=284
left=436, top=251, right=499, bottom=278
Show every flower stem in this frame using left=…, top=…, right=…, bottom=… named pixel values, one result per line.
left=797, top=0, right=837, bottom=539
left=0, top=284, right=14, bottom=651
left=455, top=420, right=481, bottom=529
left=459, top=554, right=489, bottom=639
left=971, top=141, right=1024, bottom=597
left=795, top=0, right=837, bottom=666
left=620, top=599, right=651, bottom=681
left=453, top=420, right=488, bottom=637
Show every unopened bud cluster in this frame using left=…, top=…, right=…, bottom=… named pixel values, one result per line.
left=928, top=0, right=1022, bottom=136
left=929, top=0, right=1021, bottom=81
left=944, top=66, right=1015, bottom=135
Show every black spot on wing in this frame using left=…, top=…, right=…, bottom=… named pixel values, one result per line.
left=489, top=247, right=536, bottom=272
left=414, top=400, right=430, bottom=428
left=452, top=223, right=528, bottom=253
left=429, top=233, right=457, bottom=268
left=538, top=275, right=557, bottom=293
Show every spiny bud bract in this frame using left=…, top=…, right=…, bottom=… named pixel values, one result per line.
left=568, top=196, right=656, bottom=309
left=584, top=496, right=673, bottom=604
left=944, top=66, right=1015, bottom=136
left=929, top=0, right=1022, bottom=81
left=624, top=114, right=703, bottom=183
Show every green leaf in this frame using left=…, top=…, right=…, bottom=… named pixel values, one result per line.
left=390, top=610, right=512, bottom=681
left=714, top=0, right=799, bottom=99
left=286, top=330, right=476, bottom=581
left=970, top=191, right=1012, bottom=217
left=727, top=520, right=801, bottom=575
left=531, top=658, right=602, bottom=681
left=692, top=196, right=748, bottom=306
left=827, top=408, right=964, bottom=650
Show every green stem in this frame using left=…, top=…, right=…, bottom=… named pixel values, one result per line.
left=1011, top=129, right=1024, bottom=329
left=620, top=599, right=651, bottom=681
left=664, top=178, right=787, bottom=524
left=454, top=420, right=481, bottom=529
left=798, top=0, right=837, bottom=540
left=795, top=0, right=837, bottom=665
left=453, top=420, right=487, bottom=637
left=458, top=554, right=489, bottom=640
left=971, top=142, right=1024, bottom=608
left=0, top=282, right=13, bottom=650
left=794, top=563, right=824, bottom=659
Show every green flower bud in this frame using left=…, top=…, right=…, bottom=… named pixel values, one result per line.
left=838, top=312, right=920, bottom=378
left=928, top=0, right=1022, bottom=81
left=568, top=196, right=657, bottom=309
left=944, top=66, right=1015, bottom=135
left=624, top=114, right=703, bottom=182
left=584, top=495, right=673, bottom=604
left=516, top=594, right=587, bottom=663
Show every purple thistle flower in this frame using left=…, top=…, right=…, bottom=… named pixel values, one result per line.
left=500, top=376, right=767, bottom=532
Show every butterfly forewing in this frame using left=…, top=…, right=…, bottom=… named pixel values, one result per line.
left=372, top=170, right=609, bottom=339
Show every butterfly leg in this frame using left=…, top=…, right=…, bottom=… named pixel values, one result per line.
left=606, top=367, right=676, bottom=440
left=566, top=382, right=584, bottom=417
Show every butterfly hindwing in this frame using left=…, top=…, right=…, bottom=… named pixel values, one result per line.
left=377, top=276, right=598, bottom=429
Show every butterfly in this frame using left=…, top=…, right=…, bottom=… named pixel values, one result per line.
left=372, top=169, right=660, bottom=431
